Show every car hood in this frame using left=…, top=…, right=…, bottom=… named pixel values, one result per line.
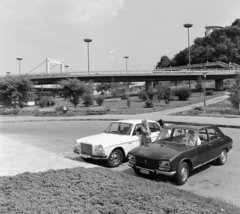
left=76, top=133, right=130, bottom=146
left=130, top=143, right=190, bottom=160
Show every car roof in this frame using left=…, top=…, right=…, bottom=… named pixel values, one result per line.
left=113, top=119, right=158, bottom=125
left=166, top=124, right=216, bottom=130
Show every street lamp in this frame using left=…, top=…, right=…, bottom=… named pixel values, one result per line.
left=183, top=23, right=193, bottom=70
left=84, top=38, right=92, bottom=73
left=65, top=65, right=69, bottom=73
left=202, top=71, right=208, bottom=106
left=184, top=23, right=193, bottom=89
left=124, top=56, right=129, bottom=71
left=16, top=58, right=23, bottom=75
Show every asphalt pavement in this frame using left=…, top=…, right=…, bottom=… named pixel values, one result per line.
left=0, top=94, right=239, bottom=177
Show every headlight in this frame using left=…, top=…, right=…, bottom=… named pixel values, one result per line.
left=74, top=141, right=81, bottom=152
left=95, top=145, right=105, bottom=156
left=159, top=160, right=170, bottom=171
left=74, top=140, right=79, bottom=147
left=128, top=154, right=136, bottom=164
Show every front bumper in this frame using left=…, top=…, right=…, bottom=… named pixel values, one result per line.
left=73, top=148, right=107, bottom=159
left=128, top=163, right=176, bottom=176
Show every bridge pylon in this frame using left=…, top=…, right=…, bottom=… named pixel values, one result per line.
left=46, top=58, right=64, bottom=73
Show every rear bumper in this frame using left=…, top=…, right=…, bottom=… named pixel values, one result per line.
left=73, top=149, right=107, bottom=159
left=128, top=163, right=176, bottom=176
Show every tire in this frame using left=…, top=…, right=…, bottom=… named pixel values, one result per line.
left=174, top=162, right=189, bottom=185
left=107, top=149, right=123, bottom=168
left=216, top=149, right=227, bottom=165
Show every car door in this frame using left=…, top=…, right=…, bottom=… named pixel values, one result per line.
left=130, top=124, right=142, bottom=150
left=148, top=122, right=161, bottom=142
left=207, top=127, right=223, bottom=159
left=196, top=129, right=213, bottom=166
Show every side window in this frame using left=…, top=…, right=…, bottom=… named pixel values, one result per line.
left=173, top=129, right=186, bottom=137
left=148, top=123, right=156, bottom=133
left=152, top=123, right=161, bottom=132
left=133, top=124, right=142, bottom=136
left=198, top=129, right=208, bottom=144
left=207, top=128, right=220, bottom=141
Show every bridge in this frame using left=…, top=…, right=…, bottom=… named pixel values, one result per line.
left=24, top=68, right=238, bottom=91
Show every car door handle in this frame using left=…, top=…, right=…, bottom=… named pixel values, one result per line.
left=208, top=144, right=212, bottom=146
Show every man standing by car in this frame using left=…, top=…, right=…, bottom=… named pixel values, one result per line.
left=137, top=119, right=152, bottom=146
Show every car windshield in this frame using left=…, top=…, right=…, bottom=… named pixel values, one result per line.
left=104, top=122, right=133, bottom=136
left=155, top=127, right=200, bottom=147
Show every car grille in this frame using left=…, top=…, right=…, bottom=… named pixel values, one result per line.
left=136, top=157, right=159, bottom=169
left=81, top=143, right=92, bottom=155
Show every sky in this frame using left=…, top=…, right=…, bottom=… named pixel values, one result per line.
left=0, top=0, right=240, bottom=75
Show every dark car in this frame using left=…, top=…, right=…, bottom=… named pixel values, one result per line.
left=128, top=124, right=233, bottom=185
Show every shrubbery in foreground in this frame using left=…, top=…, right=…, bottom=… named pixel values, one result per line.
left=0, top=167, right=239, bottom=214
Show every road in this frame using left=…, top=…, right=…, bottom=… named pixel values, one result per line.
left=0, top=120, right=240, bottom=206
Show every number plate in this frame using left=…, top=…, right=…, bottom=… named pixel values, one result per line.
left=81, top=154, right=89, bottom=158
left=140, top=169, right=150, bottom=174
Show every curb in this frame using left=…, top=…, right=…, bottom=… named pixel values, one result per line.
left=1, top=117, right=240, bottom=129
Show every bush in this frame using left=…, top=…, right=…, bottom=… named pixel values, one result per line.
left=193, top=106, right=203, bottom=111
left=95, top=95, right=105, bottom=106
left=55, top=105, right=64, bottom=112
left=205, top=90, right=214, bottom=96
left=83, top=94, right=93, bottom=107
left=0, top=107, right=20, bottom=115
left=145, top=100, right=153, bottom=108
left=39, top=96, right=55, bottom=108
left=138, top=91, right=148, bottom=101
left=175, top=87, right=192, bottom=101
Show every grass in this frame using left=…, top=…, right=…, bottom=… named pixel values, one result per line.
left=50, top=90, right=226, bottom=115
left=173, top=99, right=240, bottom=117
left=0, top=167, right=239, bottom=214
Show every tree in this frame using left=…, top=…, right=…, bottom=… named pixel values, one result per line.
left=95, top=95, right=105, bottom=106
left=156, top=55, right=172, bottom=69
left=110, top=83, right=127, bottom=98
left=227, top=71, right=240, bottom=114
left=0, top=75, right=34, bottom=107
left=96, top=83, right=111, bottom=95
left=146, top=87, right=156, bottom=101
left=195, top=76, right=203, bottom=95
left=156, top=82, right=171, bottom=102
left=159, top=19, right=240, bottom=66
left=58, top=78, right=89, bottom=108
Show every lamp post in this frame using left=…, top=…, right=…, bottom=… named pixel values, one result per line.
left=202, top=71, right=208, bottom=106
left=124, top=56, right=129, bottom=71
left=184, top=23, right=193, bottom=89
left=84, top=38, right=92, bottom=73
left=16, top=58, right=23, bottom=75
left=65, top=65, right=69, bottom=73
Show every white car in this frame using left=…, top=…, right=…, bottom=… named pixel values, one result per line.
left=73, top=119, right=161, bottom=167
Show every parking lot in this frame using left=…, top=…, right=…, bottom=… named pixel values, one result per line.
left=1, top=120, right=240, bottom=206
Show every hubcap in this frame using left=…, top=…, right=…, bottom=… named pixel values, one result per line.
left=110, top=152, right=120, bottom=165
left=221, top=151, right=226, bottom=163
left=181, top=166, right=188, bottom=181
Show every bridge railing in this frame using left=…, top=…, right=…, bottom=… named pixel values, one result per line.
left=29, top=68, right=238, bottom=76
left=2, top=68, right=238, bottom=77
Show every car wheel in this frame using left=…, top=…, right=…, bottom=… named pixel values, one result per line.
left=107, top=149, right=123, bottom=168
left=174, top=162, right=189, bottom=185
left=216, top=149, right=227, bottom=165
